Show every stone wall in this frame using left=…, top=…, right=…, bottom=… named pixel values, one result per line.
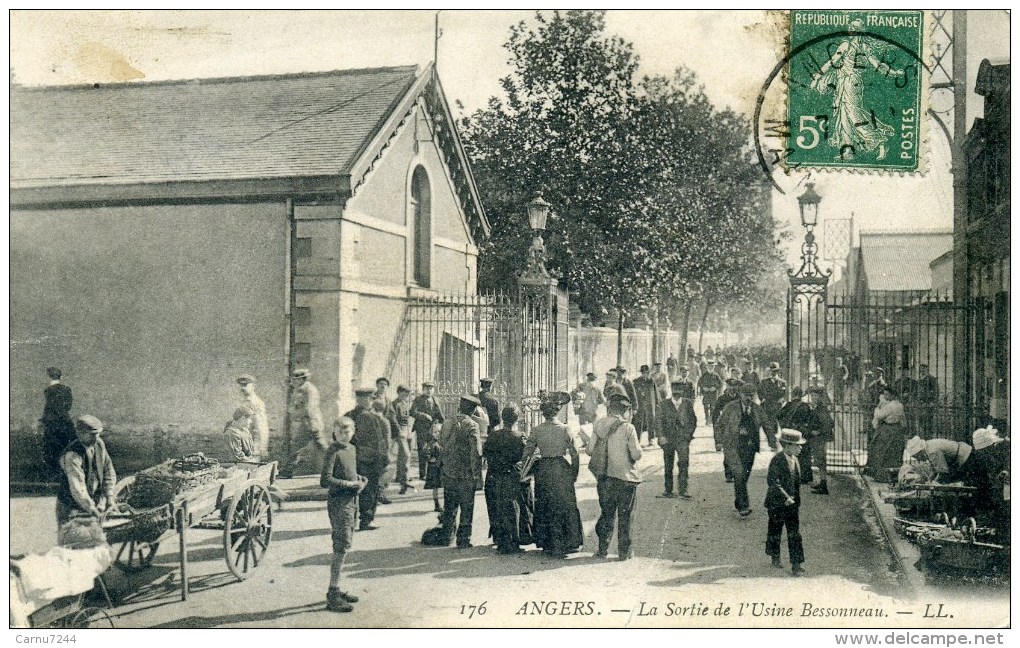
left=10, top=202, right=289, bottom=482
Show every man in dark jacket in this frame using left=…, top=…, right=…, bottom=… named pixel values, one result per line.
left=698, top=364, right=723, bottom=427
left=346, top=389, right=390, bottom=531
left=656, top=377, right=698, bottom=499
left=717, top=384, right=768, bottom=517
left=777, top=387, right=824, bottom=489
left=742, top=358, right=761, bottom=389
left=616, top=367, right=639, bottom=413
left=632, top=365, right=660, bottom=447
left=410, top=382, right=444, bottom=480
left=476, top=378, right=500, bottom=434
left=42, top=367, right=75, bottom=476
left=757, top=362, right=786, bottom=452
left=439, top=395, right=483, bottom=548
left=320, top=416, right=367, bottom=612
left=713, top=378, right=743, bottom=482
left=765, top=429, right=807, bottom=575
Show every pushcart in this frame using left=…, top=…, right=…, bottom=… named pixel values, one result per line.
left=104, top=461, right=277, bottom=601
left=10, top=552, right=115, bottom=628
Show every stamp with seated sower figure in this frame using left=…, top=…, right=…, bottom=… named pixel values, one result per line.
left=786, top=10, right=926, bottom=172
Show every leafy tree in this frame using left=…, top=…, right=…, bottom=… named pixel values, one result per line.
left=629, top=69, right=786, bottom=352
left=459, top=10, right=652, bottom=325
left=459, top=11, right=786, bottom=362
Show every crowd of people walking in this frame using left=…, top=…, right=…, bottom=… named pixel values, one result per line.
left=35, top=348, right=1009, bottom=615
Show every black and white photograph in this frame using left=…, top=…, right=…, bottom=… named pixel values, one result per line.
left=7, top=9, right=1011, bottom=636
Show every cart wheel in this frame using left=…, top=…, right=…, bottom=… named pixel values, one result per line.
left=114, top=539, right=160, bottom=572
left=65, top=607, right=115, bottom=629
left=223, top=483, right=272, bottom=580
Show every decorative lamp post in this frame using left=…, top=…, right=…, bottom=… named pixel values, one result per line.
left=790, top=182, right=826, bottom=281
left=517, top=191, right=563, bottom=428
left=787, top=182, right=832, bottom=390
left=520, top=192, right=552, bottom=283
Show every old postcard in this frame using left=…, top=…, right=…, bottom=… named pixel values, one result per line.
left=7, top=9, right=1010, bottom=637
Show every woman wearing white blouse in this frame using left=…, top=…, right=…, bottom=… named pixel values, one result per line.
left=865, top=386, right=906, bottom=483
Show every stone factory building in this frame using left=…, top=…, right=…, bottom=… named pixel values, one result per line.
left=10, top=64, right=489, bottom=477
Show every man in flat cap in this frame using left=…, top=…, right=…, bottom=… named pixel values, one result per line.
left=588, top=393, right=642, bottom=559
left=372, top=378, right=401, bottom=504
left=438, top=395, right=484, bottom=548
left=56, top=415, right=117, bottom=527
left=346, top=388, right=390, bottom=530
left=237, top=375, right=270, bottom=460
left=572, top=372, right=605, bottom=426
left=476, top=378, right=500, bottom=435
left=284, top=368, right=325, bottom=477
left=392, top=385, right=415, bottom=494
left=41, top=367, right=75, bottom=477
left=410, top=381, right=444, bottom=481
left=603, top=371, right=627, bottom=401
left=615, top=367, right=639, bottom=414
left=717, top=383, right=768, bottom=517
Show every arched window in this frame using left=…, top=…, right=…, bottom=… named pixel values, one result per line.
left=410, top=166, right=431, bottom=287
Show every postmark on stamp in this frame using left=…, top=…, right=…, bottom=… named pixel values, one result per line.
left=785, top=10, right=926, bottom=172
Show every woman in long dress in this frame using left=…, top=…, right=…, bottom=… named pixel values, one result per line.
left=483, top=404, right=528, bottom=554
left=865, top=386, right=906, bottom=483
left=527, top=393, right=583, bottom=557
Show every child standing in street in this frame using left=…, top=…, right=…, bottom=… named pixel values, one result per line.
left=423, top=425, right=443, bottom=513
left=765, top=428, right=807, bottom=576
left=321, top=416, right=367, bottom=612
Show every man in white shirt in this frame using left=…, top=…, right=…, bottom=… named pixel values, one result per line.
left=573, top=372, right=606, bottom=425
left=238, top=375, right=270, bottom=459
left=587, top=394, right=642, bottom=560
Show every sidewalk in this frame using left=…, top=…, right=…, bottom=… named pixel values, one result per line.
left=856, top=469, right=929, bottom=595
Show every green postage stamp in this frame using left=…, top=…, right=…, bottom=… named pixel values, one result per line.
left=786, top=10, right=926, bottom=172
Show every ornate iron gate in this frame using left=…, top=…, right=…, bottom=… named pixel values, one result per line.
left=386, top=288, right=567, bottom=427
left=788, top=287, right=985, bottom=471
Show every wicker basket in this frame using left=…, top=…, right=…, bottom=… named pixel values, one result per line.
left=126, top=454, right=227, bottom=509
left=104, top=505, right=173, bottom=545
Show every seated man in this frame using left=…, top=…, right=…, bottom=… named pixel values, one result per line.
left=225, top=404, right=260, bottom=463
left=56, top=415, right=117, bottom=527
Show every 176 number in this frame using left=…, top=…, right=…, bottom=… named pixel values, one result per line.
left=460, top=601, right=487, bottom=619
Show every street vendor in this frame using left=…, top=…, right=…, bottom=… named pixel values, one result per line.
left=903, top=435, right=977, bottom=485
left=56, top=415, right=117, bottom=526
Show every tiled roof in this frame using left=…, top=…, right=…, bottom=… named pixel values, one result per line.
left=858, top=231, right=953, bottom=292
left=11, top=66, right=419, bottom=187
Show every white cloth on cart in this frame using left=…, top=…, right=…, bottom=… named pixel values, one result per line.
left=9, top=545, right=113, bottom=625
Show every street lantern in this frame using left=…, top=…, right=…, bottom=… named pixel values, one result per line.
left=520, top=192, right=553, bottom=284
left=527, top=192, right=551, bottom=232
left=787, top=182, right=831, bottom=395
left=797, top=182, right=821, bottom=229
